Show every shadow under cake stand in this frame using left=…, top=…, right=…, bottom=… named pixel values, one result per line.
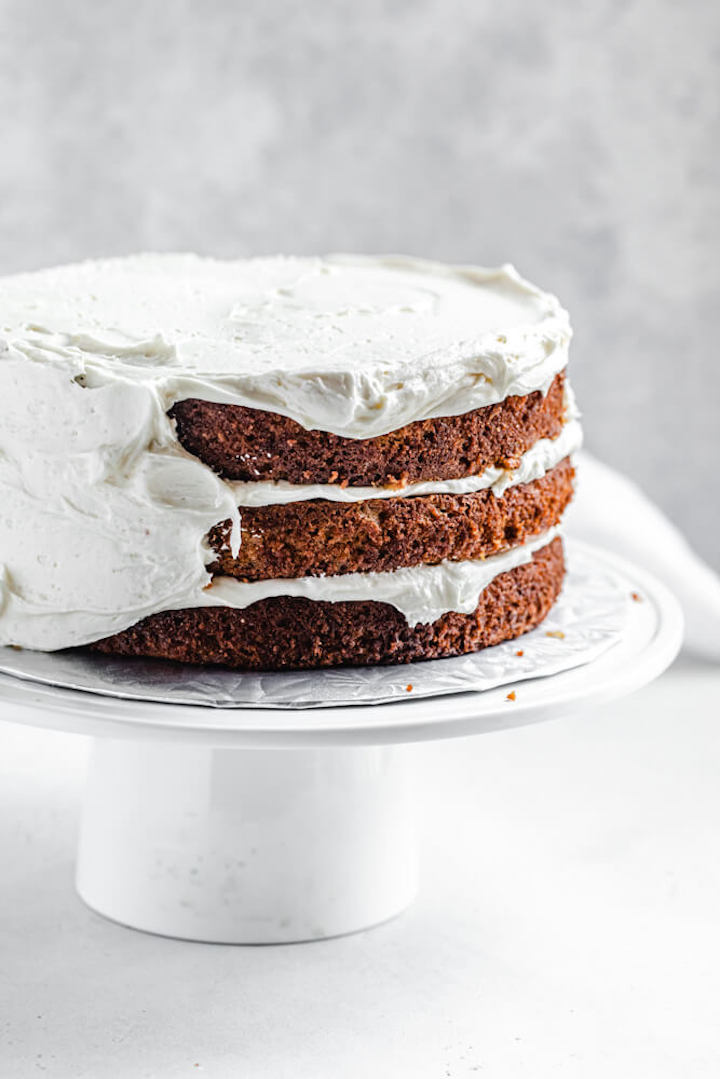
left=0, top=545, right=682, bottom=944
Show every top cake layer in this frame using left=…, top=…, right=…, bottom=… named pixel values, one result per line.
left=0, top=253, right=570, bottom=437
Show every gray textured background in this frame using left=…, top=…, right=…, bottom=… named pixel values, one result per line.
left=1, top=0, right=718, bottom=567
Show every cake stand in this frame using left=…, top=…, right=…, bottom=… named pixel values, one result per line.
left=0, top=545, right=682, bottom=944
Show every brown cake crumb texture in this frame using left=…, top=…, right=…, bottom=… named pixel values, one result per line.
left=210, top=458, right=574, bottom=581
left=92, top=538, right=565, bottom=671
left=170, top=372, right=567, bottom=486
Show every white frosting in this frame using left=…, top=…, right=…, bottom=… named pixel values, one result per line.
left=0, top=353, right=241, bottom=650
left=229, top=419, right=582, bottom=506
left=0, top=253, right=574, bottom=652
left=201, top=529, right=560, bottom=628
left=0, top=252, right=570, bottom=438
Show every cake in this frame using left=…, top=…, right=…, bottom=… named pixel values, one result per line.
left=0, top=254, right=580, bottom=670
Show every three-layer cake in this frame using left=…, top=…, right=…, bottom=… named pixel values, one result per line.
left=0, top=254, right=580, bottom=669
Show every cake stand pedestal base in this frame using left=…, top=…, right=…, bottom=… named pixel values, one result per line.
left=76, top=740, right=417, bottom=943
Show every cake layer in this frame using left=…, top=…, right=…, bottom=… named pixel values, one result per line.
left=92, top=538, right=564, bottom=670
left=172, top=373, right=567, bottom=486
left=209, top=459, right=574, bottom=581
left=225, top=416, right=582, bottom=506
left=199, top=528, right=559, bottom=627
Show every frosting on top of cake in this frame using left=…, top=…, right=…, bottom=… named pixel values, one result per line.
left=0, top=252, right=570, bottom=438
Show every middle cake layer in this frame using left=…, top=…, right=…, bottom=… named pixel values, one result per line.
left=208, top=458, right=574, bottom=581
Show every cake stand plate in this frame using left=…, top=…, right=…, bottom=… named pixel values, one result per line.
left=0, top=545, right=682, bottom=943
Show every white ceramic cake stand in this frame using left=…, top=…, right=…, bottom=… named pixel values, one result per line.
left=0, top=546, right=682, bottom=944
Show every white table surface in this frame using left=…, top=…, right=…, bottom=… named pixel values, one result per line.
left=1, top=656, right=718, bottom=1079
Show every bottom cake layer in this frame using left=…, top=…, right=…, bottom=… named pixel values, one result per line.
left=90, top=538, right=565, bottom=671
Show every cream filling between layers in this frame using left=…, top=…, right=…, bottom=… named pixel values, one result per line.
left=229, top=420, right=582, bottom=507
left=200, top=528, right=561, bottom=628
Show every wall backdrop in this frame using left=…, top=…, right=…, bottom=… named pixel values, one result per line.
left=1, top=0, right=718, bottom=567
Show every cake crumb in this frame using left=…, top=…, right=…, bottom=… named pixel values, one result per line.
left=515, top=649, right=524, bottom=657
left=506, top=691, right=516, bottom=701
left=545, top=630, right=565, bottom=639
left=406, top=684, right=413, bottom=692
left=631, top=591, right=643, bottom=602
